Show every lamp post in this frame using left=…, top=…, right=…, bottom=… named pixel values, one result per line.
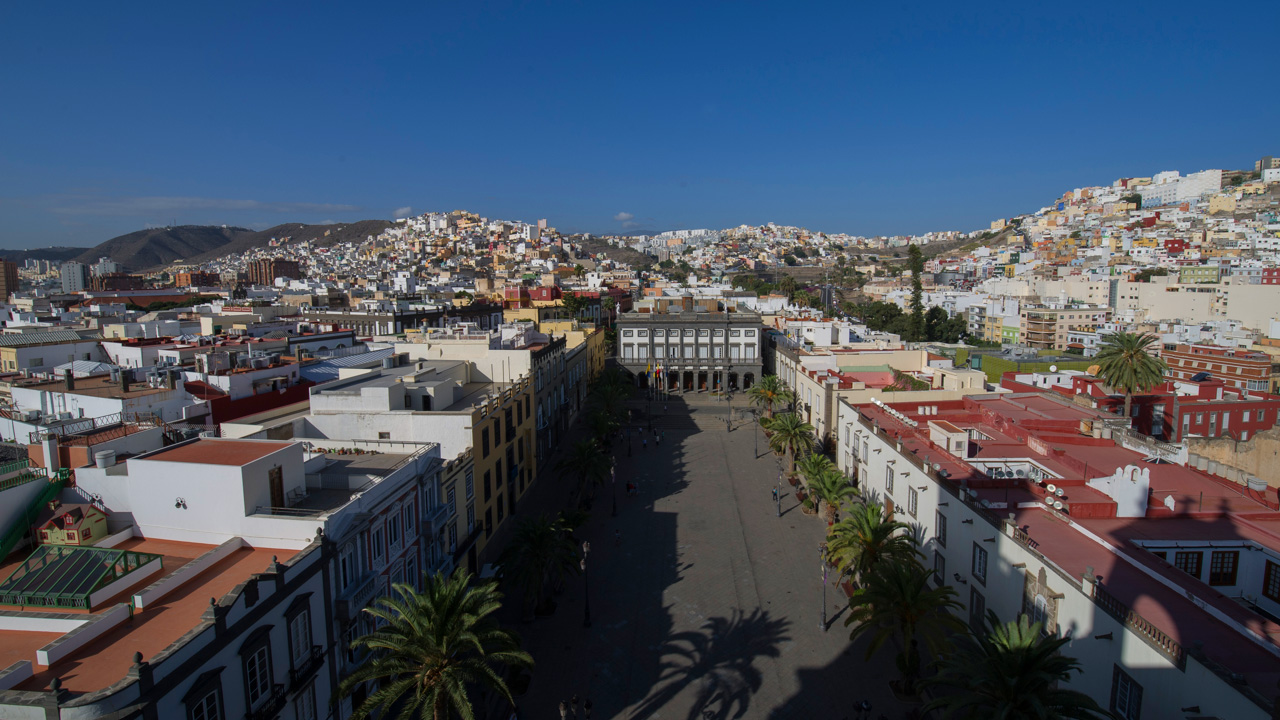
left=726, top=386, right=732, bottom=432
left=581, top=541, right=592, bottom=628
left=610, top=465, right=617, bottom=517
left=820, top=543, right=828, bottom=632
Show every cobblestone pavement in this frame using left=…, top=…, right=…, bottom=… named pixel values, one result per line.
left=502, top=393, right=911, bottom=720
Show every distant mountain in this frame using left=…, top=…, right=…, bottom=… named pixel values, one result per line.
left=0, top=246, right=92, bottom=265
left=72, top=225, right=250, bottom=269
left=3, top=220, right=395, bottom=272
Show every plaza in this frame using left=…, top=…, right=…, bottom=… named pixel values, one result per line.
left=503, top=394, right=908, bottom=720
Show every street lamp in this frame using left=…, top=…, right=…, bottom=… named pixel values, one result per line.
left=819, top=543, right=828, bottom=632
left=581, top=541, right=592, bottom=628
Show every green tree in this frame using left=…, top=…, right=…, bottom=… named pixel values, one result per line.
left=783, top=254, right=798, bottom=266
left=825, top=502, right=917, bottom=586
left=844, top=558, right=964, bottom=696
left=1094, top=332, right=1167, bottom=418
left=908, top=244, right=925, bottom=342
left=746, top=375, right=794, bottom=418
left=498, top=514, right=581, bottom=618
left=797, top=452, right=836, bottom=491
left=778, top=275, right=798, bottom=299
left=1121, top=192, right=1142, bottom=209
left=573, top=263, right=586, bottom=278
left=338, top=572, right=533, bottom=720
left=808, top=469, right=856, bottom=523
left=557, top=439, right=611, bottom=497
left=924, top=612, right=1111, bottom=719
left=766, top=412, right=814, bottom=474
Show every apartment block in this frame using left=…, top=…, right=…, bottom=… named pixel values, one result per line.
left=1019, top=305, right=1110, bottom=351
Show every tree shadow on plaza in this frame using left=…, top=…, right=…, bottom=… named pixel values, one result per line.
left=631, top=608, right=792, bottom=720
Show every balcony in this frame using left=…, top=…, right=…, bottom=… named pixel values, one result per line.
left=288, top=645, right=324, bottom=692
left=421, top=501, right=451, bottom=537
left=336, top=572, right=381, bottom=623
left=245, top=684, right=286, bottom=720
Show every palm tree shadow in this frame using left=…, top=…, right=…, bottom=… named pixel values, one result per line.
left=631, top=608, right=791, bottom=720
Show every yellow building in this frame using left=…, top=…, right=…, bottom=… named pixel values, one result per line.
left=467, top=376, right=536, bottom=563
left=36, top=502, right=109, bottom=547
left=1208, top=194, right=1238, bottom=214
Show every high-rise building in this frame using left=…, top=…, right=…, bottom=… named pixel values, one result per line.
left=0, top=259, right=19, bottom=300
left=60, top=261, right=90, bottom=293
left=247, top=259, right=302, bottom=285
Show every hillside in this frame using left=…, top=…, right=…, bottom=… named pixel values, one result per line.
left=0, top=246, right=91, bottom=265
left=73, top=225, right=249, bottom=269
left=184, top=220, right=394, bottom=264
left=5, top=220, right=397, bottom=272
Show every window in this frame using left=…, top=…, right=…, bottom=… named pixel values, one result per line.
left=1110, top=665, right=1143, bottom=720
left=242, top=641, right=273, bottom=710
left=288, top=601, right=312, bottom=667
left=907, top=487, right=918, bottom=517
left=933, top=551, right=945, bottom=586
left=483, top=471, right=491, bottom=502
left=464, top=471, right=474, bottom=499
left=1264, top=561, right=1280, bottom=602
left=295, top=683, right=317, bottom=720
left=388, top=511, right=402, bottom=552
left=484, top=508, right=493, bottom=538
left=885, top=468, right=894, bottom=496
left=405, top=554, right=418, bottom=589
left=1209, top=550, right=1238, bottom=586
left=935, top=511, right=947, bottom=548
left=466, top=503, right=475, bottom=532
left=969, top=587, right=986, bottom=630
left=403, top=502, right=417, bottom=540
left=185, top=670, right=224, bottom=720
left=481, top=428, right=490, bottom=457
left=1174, top=550, right=1202, bottom=579
left=378, top=431, right=390, bottom=440
left=339, top=545, right=359, bottom=591
left=972, top=543, right=988, bottom=585
left=371, top=525, right=386, bottom=569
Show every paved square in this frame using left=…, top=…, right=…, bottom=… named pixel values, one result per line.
left=509, top=396, right=908, bottom=720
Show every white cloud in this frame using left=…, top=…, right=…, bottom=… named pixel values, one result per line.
left=50, top=195, right=361, bottom=217
left=613, top=212, right=634, bottom=222
left=394, top=206, right=414, bottom=218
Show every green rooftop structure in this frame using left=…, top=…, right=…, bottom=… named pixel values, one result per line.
left=0, top=545, right=162, bottom=610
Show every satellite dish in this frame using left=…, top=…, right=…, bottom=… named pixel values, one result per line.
left=1055, top=487, right=1066, bottom=497
left=1053, top=500, right=1065, bottom=510
left=1044, top=497, right=1055, bottom=506
left=1015, top=469, right=1026, bottom=478
left=1050, top=365, right=1058, bottom=373
left=1046, top=483, right=1058, bottom=493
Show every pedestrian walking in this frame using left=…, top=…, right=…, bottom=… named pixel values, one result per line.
left=615, top=529, right=621, bottom=546
left=642, top=438, right=647, bottom=451
left=772, top=487, right=779, bottom=503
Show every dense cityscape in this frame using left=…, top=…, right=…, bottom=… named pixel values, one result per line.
left=0, top=154, right=1276, bottom=719
left=6, top=0, right=1280, bottom=718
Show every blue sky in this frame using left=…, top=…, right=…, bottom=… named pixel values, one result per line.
left=2, top=1, right=1277, bottom=249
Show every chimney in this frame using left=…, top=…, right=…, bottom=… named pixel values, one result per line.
left=120, top=369, right=131, bottom=394
left=64, top=369, right=74, bottom=391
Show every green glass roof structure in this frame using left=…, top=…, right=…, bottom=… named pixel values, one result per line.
left=0, top=545, right=162, bottom=610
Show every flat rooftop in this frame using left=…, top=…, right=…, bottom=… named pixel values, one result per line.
left=139, top=438, right=294, bottom=466
left=2, top=537, right=291, bottom=693
left=23, top=374, right=172, bottom=400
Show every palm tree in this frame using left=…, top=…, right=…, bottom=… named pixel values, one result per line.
left=498, top=514, right=580, bottom=618
left=766, top=412, right=814, bottom=474
left=825, top=502, right=917, bottom=585
left=1094, top=331, right=1167, bottom=419
left=808, top=469, right=857, bottom=523
left=796, top=452, right=836, bottom=490
left=924, top=612, right=1111, bottom=719
left=557, top=439, right=611, bottom=497
left=844, top=557, right=962, bottom=696
left=746, top=375, right=794, bottom=418
left=339, top=572, right=533, bottom=720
